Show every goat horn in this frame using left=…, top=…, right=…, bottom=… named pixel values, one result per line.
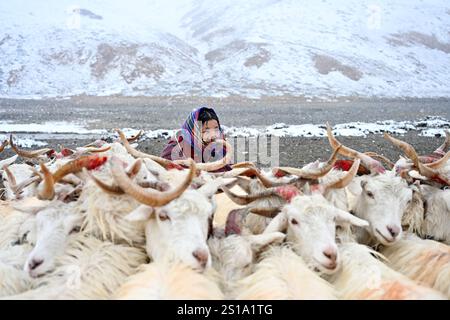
left=116, top=129, right=173, bottom=168
left=110, top=155, right=195, bottom=207
left=53, top=155, right=108, bottom=182
left=323, top=159, right=360, bottom=191
left=424, top=150, right=450, bottom=169
left=83, top=168, right=124, bottom=195
left=363, top=152, right=394, bottom=170
left=231, top=162, right=256, bottom=169
left=274, top=147, right=340, bottom=179
left=9, top=134, right=52, bottom=159
left=326, top=123, right=385, bottom=174
left=84, top=159, right=143, bottom=195
left=0, top=140, right=8, bottom=153
left=384, top=133, right=449, bottom=184
left=38, top=163, right=55, bottom=200
left=220, top=185, right=279, bottom=205
left=433, top=130, right=450, bottom=156
left=173, top=139, right=233, bottom=172
left=84, top=145, right=111, bottom=153
left=2, top=164, right=19, bottom=196
left=127, top=130, right=144, bottom=143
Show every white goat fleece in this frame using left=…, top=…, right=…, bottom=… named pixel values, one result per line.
left=380, top=233, right=450, bottom=298
left=0, top=198, right=38, bottom=249
left=208, top=231, right=286, bottom=296
left=329, top=242, right=446, bottom=300
left=419, top=185, right=450, bottom=244
left=5, top=234, right=148, bottom=300
left=213, top=186, right=245, bottom=228
left=114, top=261, right=224, bottom=300
left=0, top=244, right=34, bottom=297
left=1, top=163, right=36, bottom=200
left=77, top=175, right=146, bottom=247
left=231, top=246, right=338, bottom=300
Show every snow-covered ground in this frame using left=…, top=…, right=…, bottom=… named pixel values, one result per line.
left=0, top=0, right=449, bottom=99
left=1, top=116, right=448, bottom=147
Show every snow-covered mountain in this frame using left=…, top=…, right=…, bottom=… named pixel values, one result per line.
left=1, top=0, right=449, bottom=99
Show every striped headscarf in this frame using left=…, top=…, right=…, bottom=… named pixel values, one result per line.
left=175, top=106, right=226, bottom=162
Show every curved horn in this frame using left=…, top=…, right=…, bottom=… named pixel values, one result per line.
left=424, top=150, right=450, bottom=169
left=363, top=152, right=394, bottom=170
left=220, top=185, right=279, bottom=205
left=0, top=140, right=8, bottom=153
left=323, top=159, right=360, bottom=191
left=326, top=123, right=385, bottom=174
left=83, top=168, right=124, bottom=195
left=116, top=129, right=173, bottom=168
left=274, top=147, right=340, bottom=179
left=37, top=163, right=55, bottom=200
left=384, top=133, right=449, bottom=185
left=127, top=130, right=143, bottom=143
left=83, top=145, right=111, bottom=153
left=53, top=155, right=108, bottom=182
left=9, top=134, right=52, bottom=159
left=173, top=139, right=233, bottom=172
left=110, top=155, right=195, bottom=207
left=433, top=130, right=450, bottom=156
left=231, top=162, right=256, bottom=169
left=126, top=158, right=142, bottom=178
left=3, top=164, right=18, bottom=196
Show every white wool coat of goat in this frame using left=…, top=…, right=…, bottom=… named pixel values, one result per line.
left=5, top=234, right=148, bottom=300
left=231, top=246, right=338, bottom=300
left=380, top=233, right=450, bottom=298
left=114, top=261, right=224, bottom=300
left=329, top=242, right=445, bottom=300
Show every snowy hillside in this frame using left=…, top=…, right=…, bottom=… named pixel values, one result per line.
left=0, top=0, right=449, bottom=99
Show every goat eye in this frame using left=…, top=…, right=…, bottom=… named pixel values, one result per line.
left=366, top=191, right=374, bottom=198
left=291, top=218, right=299, bottom=225
left=158, top=212, right=170, bottom=221
left=70, top=226, right=81, bottom=234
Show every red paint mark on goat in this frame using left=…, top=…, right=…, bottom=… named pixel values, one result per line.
left=274, top=185, right=300, bottom=202
left=61, top=148, right=74, bottom=157
left=86, top=155, right=108, bottom=171
left=273, top=168, right=287, bottom=178
left=166, top=162, right=185, bottom=171
left=334, top=160, right=353, bottom=171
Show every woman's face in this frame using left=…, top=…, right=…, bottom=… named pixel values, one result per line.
left=201, top=120, right=220, bottom=144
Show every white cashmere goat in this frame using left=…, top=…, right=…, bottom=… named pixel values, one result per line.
left=329, top=242, right=445, bottom=299
left=380, top=232, right=450, bottom=298
left=231, top=246, right=338, bottom=299
left=114, top=261, right=224, bottom=300
left=5, top=234, right=147, bottom=300
left=263, top=193, right=369, bottom=274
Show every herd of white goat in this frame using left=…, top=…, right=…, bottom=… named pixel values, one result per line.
left=0, top=125, right=449, bottom=300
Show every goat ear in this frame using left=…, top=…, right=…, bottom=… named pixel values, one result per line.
left=334, top=209, right=369, bottom=228
left=263, top=210, right=288, bottom=234
left=125, top=204, right=154, bottom=221
left=199, top=178, right=236, bottom=198
left=247, top=232, right=286, bottom=254
left=360, top=179, right=368, bottom=190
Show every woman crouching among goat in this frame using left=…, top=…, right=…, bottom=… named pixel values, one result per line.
left=161, top=106, right=232, bottom=172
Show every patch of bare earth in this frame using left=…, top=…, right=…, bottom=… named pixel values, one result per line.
left=205, top=40, right=271, bottom=68
left=386, top=31, right=450, bottom=54
left=90, top=43, right=165, bottom=83
left=7, top=66, right=25, bottom=87
left=313, top=54, right=363, bottom=81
